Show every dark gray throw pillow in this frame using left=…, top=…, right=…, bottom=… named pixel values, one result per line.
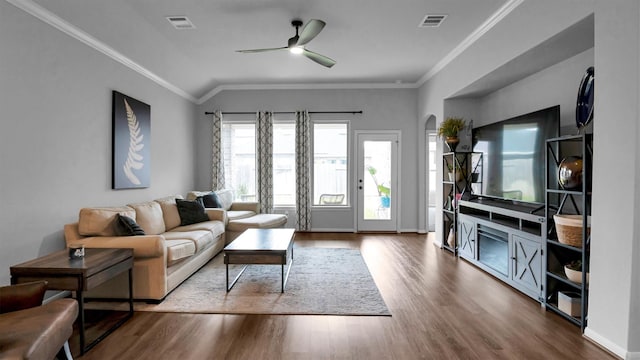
left=176, top=199, right=210, bottom=226
left=197, top=192, right=223, bottom=208
left=116, top=214, right=146, bottom=236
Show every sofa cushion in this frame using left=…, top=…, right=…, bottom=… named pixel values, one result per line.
left=227, top=214, right=288, bottom=232
left=78, top=206, right=136, bottom=236
left=226, top=210, right=257, bottom=221
left=165, top=239, right=196, bottom=266
left=176, top=199, right=210, bottom=226
left=215, top=189, right=234, bottom=210
left=171, top=221, right=225, bottom=239
left=116, top=214, right=146, bottom=236
left=154, top=195, right=184, bottom=230
left=164, top=230, right=213, bottom=253
left=127, top=201, right=166, bottom=235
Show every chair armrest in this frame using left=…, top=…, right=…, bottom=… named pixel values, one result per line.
left=205, top=208, right=226, bottom=223
left=0, top=281, right=48, bottom=313
left=230, top=202, right=260, bottom=213
left=69, top=235, right=165, bottom=258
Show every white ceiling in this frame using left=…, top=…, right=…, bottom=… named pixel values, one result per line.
left=18, top=0, right=513, bottom=102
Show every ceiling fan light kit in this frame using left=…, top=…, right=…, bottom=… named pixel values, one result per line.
left=236, top=19, right=336, bottom=68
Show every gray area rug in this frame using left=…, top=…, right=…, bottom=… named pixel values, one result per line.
left=99, top=247, right=390, bottom=316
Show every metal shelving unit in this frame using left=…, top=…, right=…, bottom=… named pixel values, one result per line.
left=441, top=151, right=481, bottom=254
left=544, top=134, right=592, bottom=331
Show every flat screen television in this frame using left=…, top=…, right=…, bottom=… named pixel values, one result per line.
left=472, top=105, right=560, bottom=204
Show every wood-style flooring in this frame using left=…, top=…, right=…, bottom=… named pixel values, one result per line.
left=73, top=232, right=615, bottom=359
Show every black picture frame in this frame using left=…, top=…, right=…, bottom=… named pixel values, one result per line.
left=112, top=91, right=151, bottom=189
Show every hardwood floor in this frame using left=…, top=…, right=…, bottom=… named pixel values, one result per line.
left=74, top=233, right=614, bottom=359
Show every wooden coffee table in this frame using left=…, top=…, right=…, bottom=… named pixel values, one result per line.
left=10, top=248, right=134, bottom=355
left=224, top=228, right=295, bottom=293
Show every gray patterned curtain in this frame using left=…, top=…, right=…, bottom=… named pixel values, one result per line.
left=256, top=111, right=273, bottom=213
left=211, top=110, right=225, bottom=190
left=295, top=110, right=311, bottom=230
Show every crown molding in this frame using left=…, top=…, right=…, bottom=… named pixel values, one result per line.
left=196, top=82, right=418, bottom=104
left=416, top=0, right=524, bottom=87
left=8, top=0, right=521, bottom=105
left=6, top=0, right=198, bottom=103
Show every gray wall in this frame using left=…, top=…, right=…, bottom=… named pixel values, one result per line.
left=196, top=88, right=419, bottom=231
left=588, top=0, right=640, bottom=355
left=419, top=0, right=639, bottom=357
left=0, top=2, right=197, bottom=286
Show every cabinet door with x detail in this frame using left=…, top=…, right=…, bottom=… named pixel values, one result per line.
left=512, top=234, right=543, bottom=299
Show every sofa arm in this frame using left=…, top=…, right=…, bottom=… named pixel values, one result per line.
left=205, top=208, right=226, bottom=223
left=230, top=202, right=260, bottom=213
left=65, top=223, right=164, bottom=258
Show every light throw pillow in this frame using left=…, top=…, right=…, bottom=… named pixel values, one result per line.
left=215, top=189, right=234, bottom=210
left=176, top=199, right=210, bottom=226
left=116, top=214, right=146, bottom=236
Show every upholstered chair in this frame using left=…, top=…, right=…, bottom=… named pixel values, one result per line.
left=0, top=281, right=78, bottom=359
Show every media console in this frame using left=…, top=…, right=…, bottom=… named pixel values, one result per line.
left=457, top=197, right=547, bottom=302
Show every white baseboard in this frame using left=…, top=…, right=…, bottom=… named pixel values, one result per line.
left=309, top=228, right=355, bottom=232
left=584, top=327, right=628, bottom=359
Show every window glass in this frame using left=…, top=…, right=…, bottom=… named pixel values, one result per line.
left=313, top=123, right=348, bottom=206
left=273, top=122, right=296, bottom=206
left=221, top=122, right=256, bottom=202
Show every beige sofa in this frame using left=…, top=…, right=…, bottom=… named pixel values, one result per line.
left=187, top=190, right=288, bottom=242
left=64, top=195, right=225, bottom=301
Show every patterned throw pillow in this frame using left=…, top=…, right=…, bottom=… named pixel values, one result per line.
left=116, top=214, right=146, bottom=236
left=176, top=199, right=210, bottom=226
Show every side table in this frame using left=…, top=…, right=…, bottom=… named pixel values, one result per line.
left=10, top=248, right=134, bottom=355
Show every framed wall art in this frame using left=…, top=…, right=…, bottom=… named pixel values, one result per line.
left=112, top=91, right=151, bottom=189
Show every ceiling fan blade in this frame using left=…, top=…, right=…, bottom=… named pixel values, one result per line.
left=236, top=47, right=287, bottom=53
left=302, top=48, right=336, bottom=68
left=296, top=19, right=326, bottom=46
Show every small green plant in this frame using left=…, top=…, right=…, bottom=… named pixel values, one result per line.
left=437, top=117, right=466, bottom=139
left=566, top=260, right=582, bottom=271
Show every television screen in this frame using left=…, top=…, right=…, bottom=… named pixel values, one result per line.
left=472, top=105, right=560, bottom=204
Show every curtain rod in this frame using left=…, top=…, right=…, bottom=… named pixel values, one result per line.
left=204, top=111, right=362, bottom=115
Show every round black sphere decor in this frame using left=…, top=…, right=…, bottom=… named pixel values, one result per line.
left=576, top=66, right=594, bottom=131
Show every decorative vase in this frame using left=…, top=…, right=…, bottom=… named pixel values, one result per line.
left=445, top=136, right=459, bottom=152
left=558, top=156, right=583, bottom=189
left=380, top=196, right=391, bottom=208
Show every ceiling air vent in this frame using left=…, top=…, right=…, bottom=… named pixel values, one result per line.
left=166, top=16, right=196, bottom=30
left=419, top=14, right=447, bottom=28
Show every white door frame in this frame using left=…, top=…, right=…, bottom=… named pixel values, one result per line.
left=354, top=130, right=401, bottom=232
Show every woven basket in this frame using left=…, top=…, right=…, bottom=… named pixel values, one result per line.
left=554, top=214, right=591, bottom=247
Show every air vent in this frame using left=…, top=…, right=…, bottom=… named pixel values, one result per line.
left=419, top=14, right=447, bottom=28
left=166, top=16, right=196, bottom=30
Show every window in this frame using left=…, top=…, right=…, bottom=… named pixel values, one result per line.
left=313, top=123, right=348, bottom=206
left=273, top=122, right=296, bottom=206
left=221, top=122, right=256, bottom=202
left=428, top=133, right=436, bottom=206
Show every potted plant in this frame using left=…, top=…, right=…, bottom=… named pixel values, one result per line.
left=564, top=260, right=589, bottom=284
left=366, top=166, right=391, bottom=208
left=437, top=117, right=466, bottom=151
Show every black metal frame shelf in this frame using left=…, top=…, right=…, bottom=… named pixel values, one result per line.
left=441, top=151, right=482, bottom=255
left=544, top=133, right=592, bottom=331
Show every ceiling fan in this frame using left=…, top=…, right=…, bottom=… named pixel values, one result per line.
left=236, top=19, right=336, bottom=68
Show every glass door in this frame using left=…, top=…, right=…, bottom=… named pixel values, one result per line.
left=356, top=132, right=399, bottom=232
